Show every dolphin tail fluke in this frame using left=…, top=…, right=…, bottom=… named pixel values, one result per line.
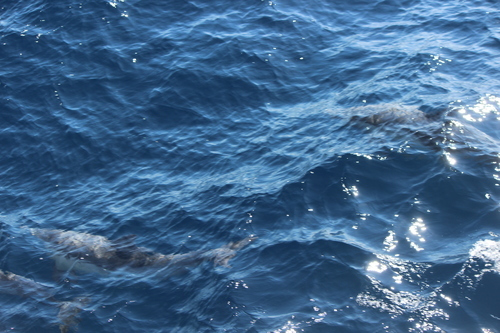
left=211, top=236, right=257, bottom=267
left=57, top=296, right=90, bottom=333
left=227, top=236, right=258, bottom=250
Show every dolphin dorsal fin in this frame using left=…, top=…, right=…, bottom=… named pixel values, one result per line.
left=112, top=235, right=138, bottom=260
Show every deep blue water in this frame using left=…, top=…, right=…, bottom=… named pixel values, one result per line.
left=1, top=0, right=500, bottom=332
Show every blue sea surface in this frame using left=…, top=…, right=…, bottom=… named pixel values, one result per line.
left=1, top=0, right=500, bottom=332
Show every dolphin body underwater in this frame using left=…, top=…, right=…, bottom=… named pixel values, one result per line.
left=348, top=104, right=436, bottom=125
left=0, top=269, right=89, bottom=333
left=346, top=104, right=499, bottom=153
left=0, top=228, right=254, bottom=331
left=29, top=228, right=257, bottom=275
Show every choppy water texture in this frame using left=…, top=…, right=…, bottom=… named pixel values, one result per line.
left=1, top=0, right=500, bottom=332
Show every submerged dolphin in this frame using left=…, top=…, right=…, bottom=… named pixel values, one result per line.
left=30, top=228, right=257, bottom=275
left=342, top=104, right=452, bottom=149
left=0, top=269, right=54, bottom=300
left=57, top=296, right=90, bottom=333
left=346, top=104, right=444, bottom=126
left=0, top=269, right=89, bottom=332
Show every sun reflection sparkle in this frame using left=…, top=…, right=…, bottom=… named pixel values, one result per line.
left=443, top=152, right=457, bottom=166
left=367, top=261, right=388, bottom=273
left=407, top=218, right=426, bottom=251
left=383, top=230, right=398, bottom=252
left=453, top=94, right=500, bottom=122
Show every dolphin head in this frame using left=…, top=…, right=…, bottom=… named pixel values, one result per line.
left=30, top=228, right=60, bottom=243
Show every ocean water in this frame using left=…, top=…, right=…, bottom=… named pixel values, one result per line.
left=0, top=0, right=499, bottom=331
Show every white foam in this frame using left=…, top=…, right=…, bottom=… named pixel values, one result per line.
left=469, top=239, right=500, bottom=274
